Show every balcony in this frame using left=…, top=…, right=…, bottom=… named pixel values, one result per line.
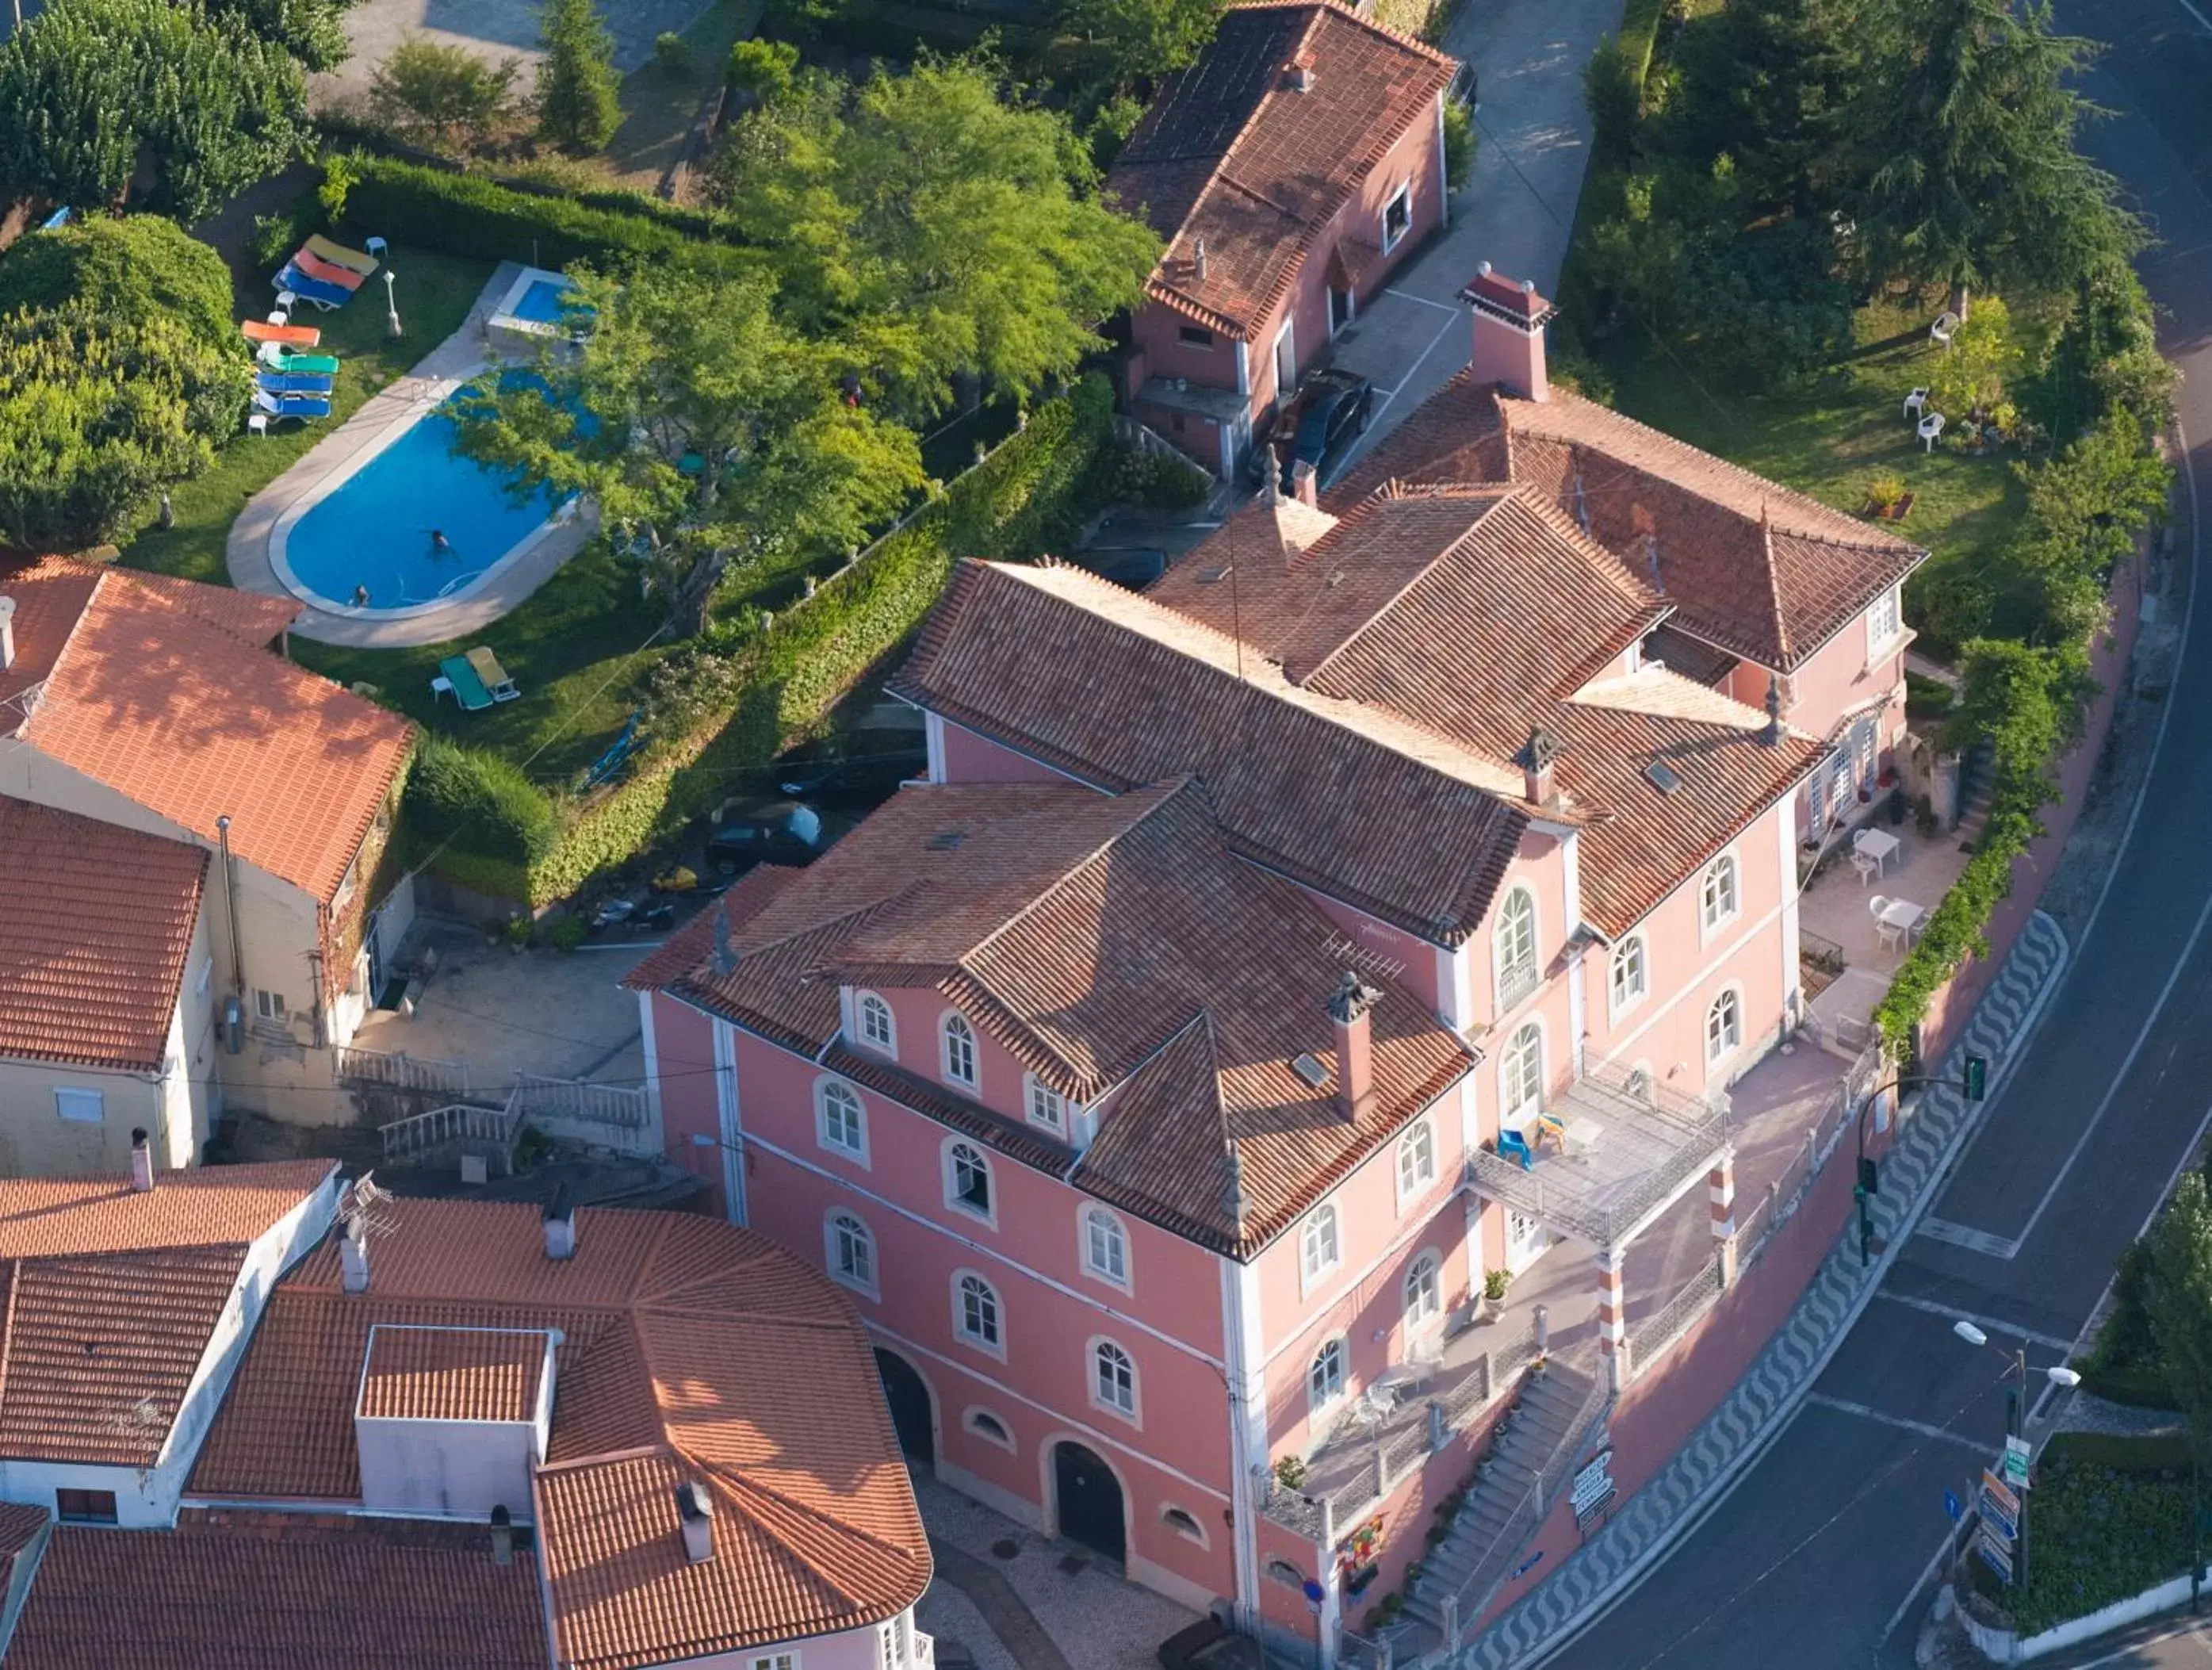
left=1465, top=1063, right=1731, bottom=1250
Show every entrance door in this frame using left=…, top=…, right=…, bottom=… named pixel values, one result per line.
left=1052, top=1441, right=1125, bottom=1564
left=1506, top=1208, right=1549, bottom=1274
left=1272, top=323, right=1296, bottom=400
left=1330, top=287, right=1353, bottom=335
left=874, top=1349, right=935, bottom=1469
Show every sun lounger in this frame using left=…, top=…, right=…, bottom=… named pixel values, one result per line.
left=436, top=655, right=495, bottom=711
left=241, top=320, right=321, bottom=347
left=305, top=234, right=379, bottom=276
left=581, top=711, right=642, bottom=791
left=252, top=388, right=332, bottom=421
left=257, top=344, right=340, bottom=375
left=466, top=645, right=520, bottom=703
left=272, top=263, right=351, bottom=312
left=257, top=370, right=335, bottom=396
left=293, top=248, right=367, bottom=291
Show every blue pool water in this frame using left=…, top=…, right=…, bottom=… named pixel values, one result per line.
left=284, top=393, right=568, bottom=611
left=511, top=277, right=573, bottom=324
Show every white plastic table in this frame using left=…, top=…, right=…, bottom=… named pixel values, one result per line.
left=1853, top=827, right=1902, bottom=877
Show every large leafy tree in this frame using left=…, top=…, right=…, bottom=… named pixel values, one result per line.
left=1847, top=0, right=2141, bottom=314
left=0, top=215, right=235, bottom=348
left=450, top=266, right=924, bottom=639
left=710, top=57, right=1158, bottom=417
left=0, top=0, right=309, bottom=222
left=0, top=302, right=249, bottom=550
left=535, top=0, right=620, bottom=154
left=1059, top=0, right=1223, bottom=90
left=2147, top=1174, right=2212, bottom=1482
left=203, top=0, right=364, bottom=71
left=370, top=36, right=522, bottom=153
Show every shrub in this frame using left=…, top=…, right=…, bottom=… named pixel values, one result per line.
left=1867, top=473, right=1908, bottom=511
left=545, top=913, right=588, bottom=951
left=1443, top=96, right=1475, bottom=190
left=653, top=30, right=693, bottom=75
left=727, top=38, right=798, bottom=102
left=0, top=216, right=235, bottom=349
left=1582, top=33, right=1643, bottom=165
left=404, top=736, right=562, bottom=878
left=1903, top=671, right=1953, bottom=718
left=368, top=36, right=522, bottom=153
left=537, top=0, right=621, bottom=153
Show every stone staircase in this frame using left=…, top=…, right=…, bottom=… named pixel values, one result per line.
left=1404, top=1358, right=1605, bottom=1639
left=1954, top=740, right=1996, bottom=850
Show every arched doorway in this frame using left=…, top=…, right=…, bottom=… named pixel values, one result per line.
left=1051, top=1441, right=1125, bottom=1564
left=874, top=1349, right=935, bottom=1469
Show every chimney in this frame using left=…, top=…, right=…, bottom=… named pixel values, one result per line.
left=1192, top=238, right=1208, bottom=282
left=676, top=1480, right=715, bottom=1564
left=1325, top=971, right=1382, bottom=1124
left=1289, top=54, right=1315, bottom=91
left=128, top=1128, right=154, bottom=1193
left=490, top=1504, right=515, bottom=1567
left=1291, top=458, right=1318, bottom=508
left=0, top=595, right=14, bottom=671
left=339, top=1214, right=371, bottom=1293
left=544, top=1185, right=577, bottom=1261
left=1763, top=675, right=1785, bottom=747
left=1518, top=725, right=1562, bottom=810
left=710, top=901, right=736, bottom=979
left=1460, top=262, right=1558, bottom=403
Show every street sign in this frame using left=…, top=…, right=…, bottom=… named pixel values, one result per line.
left=1571, top=1451, right=1614, bottom=1515
left=2004, top=1435, right=2031, bottom=1489
left=1982, top=1469, right=2020, bottom=1521
left=1944, top=1490, right=1961, bottom=1523
left=1977, top=1524, right=2015, bottom=1584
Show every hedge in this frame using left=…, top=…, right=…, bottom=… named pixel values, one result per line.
left=0, top=216, right=236, bottom=349
left=514, top=373, right=1118, bottom=904
left=404, top=737, right=562, bottom=899
left=2042, top=1430, right=2191, bottom=1474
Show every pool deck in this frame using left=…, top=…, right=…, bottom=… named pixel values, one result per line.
left=228, top=260, right=599, bottom=649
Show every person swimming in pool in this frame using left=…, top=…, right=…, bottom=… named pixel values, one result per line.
left=351, top=584, right=371, bottom=607
left=430, top=529, right=453, bottom=554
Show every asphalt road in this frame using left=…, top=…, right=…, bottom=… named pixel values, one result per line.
left=1535, top=3, right=2212, bottom=1665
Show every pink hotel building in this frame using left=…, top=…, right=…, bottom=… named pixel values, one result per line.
left=630, top=277, right=1924, bottom=1662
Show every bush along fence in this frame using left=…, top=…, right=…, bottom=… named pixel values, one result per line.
left=410, top=373, right=1121, bottom=907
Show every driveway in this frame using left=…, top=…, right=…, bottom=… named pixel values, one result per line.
left=311, top=0, right=718, bottom=107
left=1325, top=0, right=1624, bottom=481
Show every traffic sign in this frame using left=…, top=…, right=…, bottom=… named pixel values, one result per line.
left=1572, top=1450, right=1616, bottom=1519
left=2004, top=1435, right=2031, bottom=1489
left=1977, top=1524, right=2015, bottom=1584
left=1982, top=1469, right=2020, bottom=1521
left=1944, top=1490, right=1961, bottom=1523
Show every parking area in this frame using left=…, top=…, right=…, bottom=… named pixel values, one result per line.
left=310, top=0, right=718, bottom=105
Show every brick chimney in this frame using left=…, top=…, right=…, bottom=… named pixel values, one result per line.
left=1291, top=458, right=1319, bottom=508
left=1325, top=971, right=1383, bottom=1123
left=490, top=1504, right=515, bottom=1567
left=1461, top=262, right=1559, bottom=402
left=339, top=1215, right=371, bottom=1293
left=1288, top=53, right=1315, bottom=91
left=0, top=596, right=14, bottom=671
left=543, top=1185, right=577, bottom=1261
left=676, top=1480, right=715, bottom=1564
left=128, top=1128, right=154, bottom=1193
left=1518, top=725, right=1562, bottom=810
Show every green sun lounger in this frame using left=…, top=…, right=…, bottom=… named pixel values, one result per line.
left=435, top=655, right=493, bottom=711
left=270, top=350, right=340, bottom=375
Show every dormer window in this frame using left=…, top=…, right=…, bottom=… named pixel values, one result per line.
left=857, top=991, right=896, bottom=1055
left=1024, top=1074, right=1066, bottom=1134
left=941, top=1013, right=978, bottom=1089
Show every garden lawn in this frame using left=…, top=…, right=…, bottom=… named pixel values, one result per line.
left=1591, top=301, right=2034, bottom=661
left=121, top=242, right=495, bottom=588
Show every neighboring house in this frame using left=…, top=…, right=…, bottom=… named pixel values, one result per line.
left=0, top=1185, right=932, bottom=1670
left=0, top=797, right=217, bottom=1177
left=627, top=268, right=1921, bottom=1667
left=0, top=554, right=417, bottom=1128
left=1108, top=1, right=1457, bottom=479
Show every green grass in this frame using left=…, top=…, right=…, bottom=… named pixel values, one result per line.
left=603, top=0, right=760, bottom=190
left=121, top=242, right=495, bottom=588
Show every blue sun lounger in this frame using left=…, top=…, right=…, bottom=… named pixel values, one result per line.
left=273, top=262, right=352, bottom=312
left=257, top=370, right=335, bottom=396
left=252, top=389, right=332, bottom=421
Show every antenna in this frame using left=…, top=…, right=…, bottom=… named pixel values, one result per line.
left=339, top=1170, right=399, bottom=1239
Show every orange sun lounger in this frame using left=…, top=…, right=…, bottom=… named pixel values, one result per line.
left=241, top=320, right=323, bottom=347
left=293, top=248, right=367, bottom=290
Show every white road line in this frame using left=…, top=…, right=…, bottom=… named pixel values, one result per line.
left=1377, top=286, right=1465, bottom=316
left=1801, top=1393, right=1990, bottom=1454
left=2069, top=1620, right=2212, bottom=1668
left=1870, top=1291, right=2075, bottom=1352
left=1915, top=1216, right=2018, bottom=1258
left=2177, top=0, right=2212, bottom=36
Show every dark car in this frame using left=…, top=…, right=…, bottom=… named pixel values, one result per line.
left=1077, top=547, right=1169, bottom=590
left=1290, top=373, right=1375, bottom=480
left=706, top=797, right=825, bottom=875
left=1157, top=1618, right=1265, bottom=1670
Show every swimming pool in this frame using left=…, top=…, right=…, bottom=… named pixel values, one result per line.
left=510, top=278, right=573, bottom=324
left=273, top=377, right=571, bottom=615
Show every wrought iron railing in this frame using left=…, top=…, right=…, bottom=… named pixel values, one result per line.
left=1627, top=1251, right=1724, bottom=1370
left=1445, top=1372, right=1613, bottom=1628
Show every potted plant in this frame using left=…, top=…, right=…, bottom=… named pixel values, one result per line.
left=1273, top=1455, right=1307, bottom=1492
left=1482, top=1267, right=1510, bottom=1315
left=1865, top=473, right=1912, bottom=520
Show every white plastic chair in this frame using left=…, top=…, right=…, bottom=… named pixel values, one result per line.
left=247, top=414, right=269, bottom=438
left=1919, top=412, right=1946, bottom=452
left=1931, top=312, right=1960, bottom=345
left=1851, top=848, right=1881, bottom=885
left=1903, top=388, right=1929, bottom=420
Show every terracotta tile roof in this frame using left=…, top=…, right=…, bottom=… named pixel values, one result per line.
left=189, top=1198, right=929, bottom=1668
left=0, top=1162, right=334, bottom=1258
left=6, top=1516, right=545, bottom=1670
left=1108, top=2, right=1456, bottom=338
left=643, top=779, right=1475, bottom=1254
left=1326, top=373, right=1924, bottom=670
left=358, top=1325, right=549, bottom=1423
left=117, top=565, right=302, bottom=647
left=0, top=795, right=208, bottom=1071
left=889, top=558, right=1531, bottom=943
left=0, top=554, right=415, bottom=902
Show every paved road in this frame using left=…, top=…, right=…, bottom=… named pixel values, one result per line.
left=1534, top=2, right=2212, bottom=1666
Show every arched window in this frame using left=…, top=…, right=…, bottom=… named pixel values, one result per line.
left=1395, top=1119, right=1436, bottom=1204
left=954, top=1272, right=1001, bottom=1350
left=1610, top=935, right=1648, bottom=1013
left=964, top=1408, right=1014, bottom=1449
left=1024, top=1074, right=1066, bottom=1134
left=858, top=991, right=897, bottom=1054
left=1308, top=1337, right=1346, bottom=1411
left=1403, top=1251, right=1441, bottom=1330
left=941, top=1013, right=978, bottom=1088
left=1701, top=855, right=1739, bottom=932
left=825, top=1212, right=876, bottom=1295
left=1081, top=1206, right=1130, bottom=1288
left=1300, top=1205, right=1340, bottom=1285
left=1500, top=1022, right=1544, bottom=1128
left=816, top=1078, right=867, bottom=1161
left=1495, top=887, right=1539, bottom=1009
left=1161, top=1505, right=1207, bottom=1546
left=1093, top=1339, right=1137, bottom=1417
left=1267, top=1559, right=1306, bottom=1588
left=946, top=1141, right=992, bottom=1218
left=1706, top=988, right=1743, bottom=1063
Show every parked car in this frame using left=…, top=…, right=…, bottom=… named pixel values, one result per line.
left=1157, top=1618, right=1264, bottom=1670
left=706, top=798, right=825, bottom=875
left=1077, top=547, right=1169, bottom=589
left=1289, top=372, right=1375, bottom=481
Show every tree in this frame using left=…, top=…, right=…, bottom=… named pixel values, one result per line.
left=1582, top=32, right=1643, bottom=165
left=1688, top=0, right=1864, bottom=219
left=1847, top=0, right=2142, bottom=315
left=370, top=36, right=522, bottom=152
left=0, top=302, right=248, bottom=550
left=0, top=215, right=235, bottom=348
left=710, top=58, right=1159, bottom=416
left=726, top=38, right=799, bottom=105
left=0, top=0, right=309, bottom=223
left=2147, top=1174, right=2212, bottom=1480
left=450, top=265, right=924, bottom=638
left=1996, top=411, right=2172, bottom=643
left=1926, top=295, right=2023, bottom=423
left=203, top=0, right=363, bottom=72
left=1060, top=0, right=1223, bottom=90
left=536, top=0, right=620, bottom=154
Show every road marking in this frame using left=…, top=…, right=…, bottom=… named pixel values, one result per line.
left=1915, top=1216, right=2018, bottom=1257
left=1325, top=306, right=1465, bottom=486
left=1378, top=286, right=1464, bottom=317
left=2176, top=0, right=2212, bottom=36
left=1870, top=1290, right=2074, bottom=1352
left=2069, top=1619, right=2212, bottom=1668
left=1801, top=1393, right=1988, bottom=1454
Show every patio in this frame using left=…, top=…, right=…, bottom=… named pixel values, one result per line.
left=1798, top=818, right=1971, bottom=1056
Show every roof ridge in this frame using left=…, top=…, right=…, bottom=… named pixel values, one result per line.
left=703, top=1458, right=928, bottom=1572
left=0, top=1260, right=18, bottom=1423
left=1756, top=505, right=1793, bottom=667
left=534, top=1441, right=670, bottom=1478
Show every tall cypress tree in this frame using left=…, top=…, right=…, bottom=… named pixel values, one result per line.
left=535, top=0, right=620, bottom=155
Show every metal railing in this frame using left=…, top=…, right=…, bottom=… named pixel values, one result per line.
left=337, top=1045, right=473, bottom=1100
left=1732, top=1039, right=1883, bottom=1272
left=379, top=1101, right=519, bottom=1162
left=1627, top=1251, right=1725, bottom=1371
left=1445, top=1371, right=1613, bottom=1628
left=508, top=1071, right=649, bottom=1130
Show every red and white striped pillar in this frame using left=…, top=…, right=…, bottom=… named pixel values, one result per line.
left=1710, top=1152, right=1738, bottom=1288
left=1596, top=1246, right=1628, bottom=1391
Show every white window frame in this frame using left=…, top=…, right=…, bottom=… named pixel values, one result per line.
left=1024, top=1073, right=1068, bottom=1136
left=1609, top=933, right=1649, bottom=1019
left=943, top=1139, right=996, bottom=1226
left=1307, top=1335, right=1348, bottom=1415
left=1705, top=985, right=1745, bottom=1067
left=1494, top=885, right=1540, bottom=1014
left=1380, top=181, right=1414, bottom=253
left=1867, top=585, right=1904, bottom=661
left=814, top=1077, right=869, bottom=1164
left=857, top=990, right=897, bottom=1056
left=824, top=1210, right=878, bottom=1299
left=254, top=989, right=286, bottom=1023
left=1299, top=1204, right=1341, bottom=1291
left=963, top=1407, right=1016, bottom=1451
left=1395, top=1117, right=1436, bottom=1211
left=1403, top=1249, right=1443, bottom=1332
left=940, top=1012, right=979, bottom=1090
left=53, top=1087, right=103, bottom=1125
left=750, top=1654, right=800, bottom=1670
left=1498, top=1021, right=1544, bottom=1131
left=1161, top=1504, right=1210, bottom=1547
left=952, top=1270, right=1006, bottom=1359
left=1699, top=852, right=1741, bottom=940
left=1090, top=1336, right=1140, bottom=1423
left=1080, top=1205, right=1131, bottom=1292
